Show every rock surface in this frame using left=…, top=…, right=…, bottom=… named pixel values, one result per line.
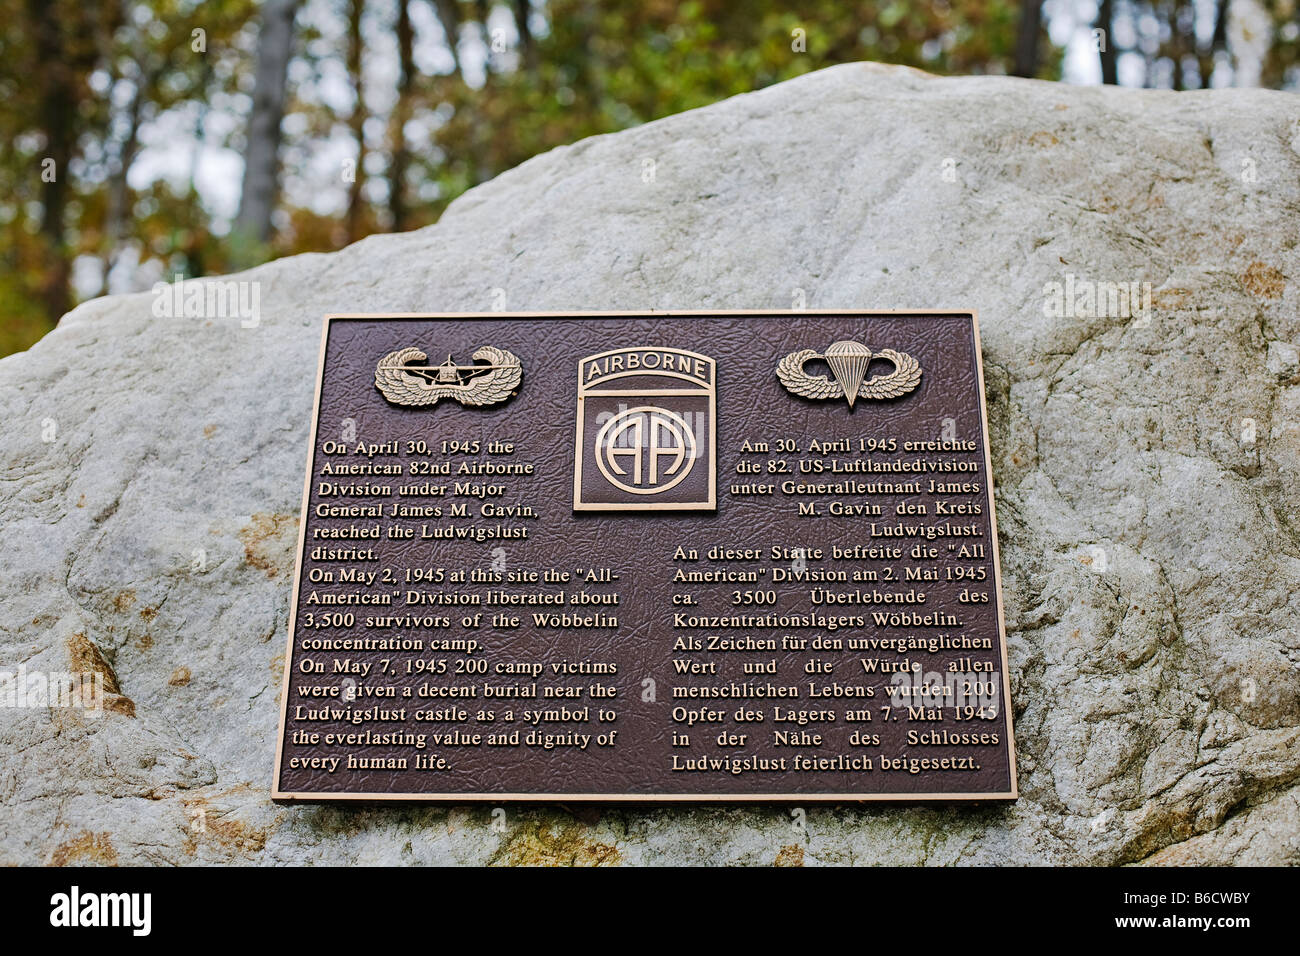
left=2, top=62, right=1299, bottom=866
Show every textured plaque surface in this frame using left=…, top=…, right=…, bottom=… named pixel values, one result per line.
left=273, top=312, right=1017, bottom=801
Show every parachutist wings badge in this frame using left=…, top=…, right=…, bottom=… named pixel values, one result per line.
left=375, top=346, right=522, bottom=408
left=776, top=340, right=921, bottom=408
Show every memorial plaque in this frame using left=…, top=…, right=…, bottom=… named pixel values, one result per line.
left=272, top=311, right=1017, bottom=801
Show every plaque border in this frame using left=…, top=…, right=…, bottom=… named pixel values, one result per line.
left=272, top=311, right=1018, bottom=804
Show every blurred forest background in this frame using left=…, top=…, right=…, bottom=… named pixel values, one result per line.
left=2, top=0, right=1298, bottom=355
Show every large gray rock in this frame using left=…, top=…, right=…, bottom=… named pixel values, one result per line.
left=2, top=62, right=1298, bottom=866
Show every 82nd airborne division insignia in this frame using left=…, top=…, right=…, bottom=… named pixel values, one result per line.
left=574, top=347, right=717, bottom=511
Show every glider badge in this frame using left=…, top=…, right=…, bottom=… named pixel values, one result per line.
left=374, top=346, right=522, bottom=408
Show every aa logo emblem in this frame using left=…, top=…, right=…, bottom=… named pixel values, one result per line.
left=574, top=347, right=717, bottom=511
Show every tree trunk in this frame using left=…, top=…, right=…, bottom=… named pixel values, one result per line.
left=100, top=68, right=145, bottom=295
left=25, top=0, right=77, bottom=322
left=1198, top=0, right=1229, bottom=86
left=346, top=0, right=368, bottom=245
left=388, top=0, right=415, bottom=232
left=513, top=0, right=537, bottom=72
left=1013, top=0, right=1044, bottom=78
left=184, top=91, right=209, bottom=280
left=1168, top=3, right=1185, bottom=90
left=1097, top=0, right=1118, bottom=84
left=432, top=0, right=462, bottom=75
left=476, top=0, right=493, bottom=77
left=234, top=0, right=300, bottom=249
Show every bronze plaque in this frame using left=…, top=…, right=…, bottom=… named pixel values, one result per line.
left=272, top=311, right=1017, bottom=801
